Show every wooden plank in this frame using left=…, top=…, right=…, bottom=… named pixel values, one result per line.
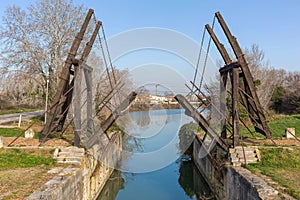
left=205, top=24, right=232, bottom=65
left=232, top=67, right=240, bottom=147
left=219, top=62, right=239, bottom=73
left=175, top=94, right=228, bottom=151
left=101, top=92, right=137, bottom=133
left=220, top=71, right=228, bottom=139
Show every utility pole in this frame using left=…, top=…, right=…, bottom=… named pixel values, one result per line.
left=155, top=84, right=159, bottom=96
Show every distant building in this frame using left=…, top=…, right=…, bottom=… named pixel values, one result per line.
left=134, top=94, right=178, bottom=105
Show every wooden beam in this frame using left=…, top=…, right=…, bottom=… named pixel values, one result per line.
left=219, top=62, right=239, bottom=74
left=220, top=71, right=228, bottom=139
left=215, top=11, right=272, bottom=139
left=43, top=9, right=94, bottom=136
left=175, top=94, right=228, bottom=151
left=101, top=92, right=137, bottom=133
left=232, top=67, right=240, bottom=147
left=205, top=24, right=232, bottom=65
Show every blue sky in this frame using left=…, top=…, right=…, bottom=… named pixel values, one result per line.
left=1, top=0, right=299, bottom=71
left=77, top=0, right=300, bottom=72
left=0, top=0, right=299, bottom=94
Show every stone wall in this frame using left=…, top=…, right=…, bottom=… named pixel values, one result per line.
left=193, top=137, right=279, bottom=200
left=27, top=132, right=122, bottom=200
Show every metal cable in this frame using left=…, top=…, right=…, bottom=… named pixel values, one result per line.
left=192, top=27, right=206, bottom=92
left=199, top=16, right=216, bottom=91
left=101, top=25, right=117, bottom=85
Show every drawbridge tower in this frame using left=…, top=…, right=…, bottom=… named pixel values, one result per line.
left=176, top=12, right=271, bottom=151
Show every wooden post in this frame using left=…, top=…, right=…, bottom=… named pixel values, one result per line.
left=73, top=66, right=82, bottom=147
left=18, top=114, right=22, bottom=127
left=232, top=66, right=240, bottom=147
left=83, top=64, right=94, bottom=136
left=215, top=11, right=271, bottom=139
left=220, top=71, right=228, bottom=139
left=43, top=9, right=94, bottom=136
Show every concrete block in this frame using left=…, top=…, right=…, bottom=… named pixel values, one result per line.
left=25, top=128, right=35, bottom=138
left=62, top=146, right=85, bottom=153
left=285, top=128, right=295, bottom=139
left=58, top=151, right=84, bottom=157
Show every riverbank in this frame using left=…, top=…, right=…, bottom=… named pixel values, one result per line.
left=129, top=103, right=181, bottom=111
left=246, top=147, right=300, bottom=199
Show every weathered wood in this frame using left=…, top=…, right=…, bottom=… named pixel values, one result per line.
left=232, top=66, right=240, bottom=146
left=215, top=11, right=271, bottom=139
left=220, top=71, right=228, bottom=139
left=43, top=9, right=94, bottom=136
left=219, top=62, right=239, bottom=74
left=43, top=10, right=103, bottom=142
left=205, top=24, right=232, bottom=65
left=101, top=92, right=137, bottom=133
left=175, top=94, right=228, bottom=152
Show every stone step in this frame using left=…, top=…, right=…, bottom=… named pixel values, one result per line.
left=230, top=154, right=257, bottom=160
left=56, top=157, right=83, bottom=162
left=59, top=147, right=85, bottom=153
left=58, top=152, right=84, bottom=157
left=230, top=151, right=256, bottom=156
left=234, top=146, right=254, bottom=150
left=232, top=162, right=242, bottom=167
left=57, top=160, right=82, bottom=165
left=239, top=158, right=258, bottom=163
left=234, top=150, right=255, bottom=154
left=236, top=154, right=257, bottom=159
left=230, top=158, right=240, bottom=162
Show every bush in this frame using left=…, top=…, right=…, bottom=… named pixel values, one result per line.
left=179, top=122, right=199, bottom=155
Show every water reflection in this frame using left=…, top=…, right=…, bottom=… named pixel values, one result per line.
left=97, top=171, right=125, bottom=200
left=97, top=109, right=214, bottom=199
left=97, top=157, right=214, bottom=200
left=178, top=156, right=214, bottom=200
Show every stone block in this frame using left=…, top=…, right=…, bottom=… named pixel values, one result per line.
left=25, top=128, right=35, bottom=138
left=285, top=128, right=295, bottom=139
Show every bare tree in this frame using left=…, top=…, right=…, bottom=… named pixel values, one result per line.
left=245, top=44, right=283, bottom=110
left=0, top=0, right=88, bottom=106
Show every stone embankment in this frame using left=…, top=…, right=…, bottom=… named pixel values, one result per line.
left=27, top=132, right=122, bottom=200
left=193, top=136, right=280, bottom=200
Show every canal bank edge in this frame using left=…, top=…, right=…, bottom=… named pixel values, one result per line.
left=193, top=136, right=280, bottom=200
left=27, top=131, right=122, bottom=200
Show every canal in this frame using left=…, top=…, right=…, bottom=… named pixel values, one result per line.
left=97, top=109, right=214, bottom=200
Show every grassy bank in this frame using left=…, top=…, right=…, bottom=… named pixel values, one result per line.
left=246, top=148, right=300, bottom=199
left=0, top=128, right=24, bottom=137
left=242, top=114, right=300, bottom=139
left=0, top=148, right=57, bottom=200
left=268, top=114, right=300, bottom=138
left=0, top=148, right=56, bottom=169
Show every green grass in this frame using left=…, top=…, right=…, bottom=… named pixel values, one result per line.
left=246, top=148, right=300, bottom=199
left=241, top=114, right=300, bottom=139
left=0, top=128, right=24, bottom=137
left=268, top=114, right=300, bottom=138
left=0, top=108, right=40, bottom=115
left=0, top=149, right=56, bottom=169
